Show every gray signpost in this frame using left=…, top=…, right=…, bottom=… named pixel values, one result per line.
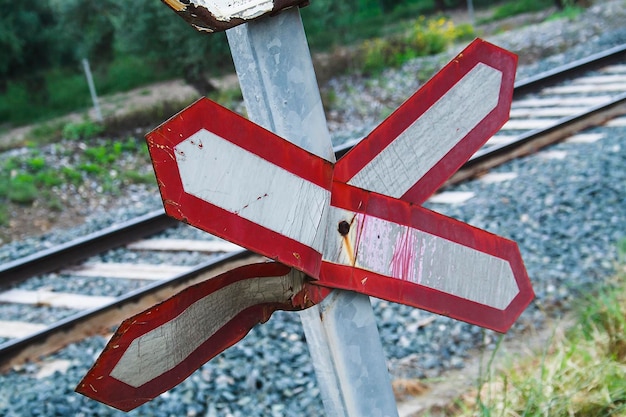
left=225, top=8, right=399, bottom=417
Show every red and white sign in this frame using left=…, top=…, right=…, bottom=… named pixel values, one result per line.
left=78, top=39, right=534, bottom=411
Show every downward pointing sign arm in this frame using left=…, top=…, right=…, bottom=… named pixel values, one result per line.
left=76, top=263, right=327, bottom=411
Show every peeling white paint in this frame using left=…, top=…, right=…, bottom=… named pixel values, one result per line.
left=191, top=0, right=274, bottom=22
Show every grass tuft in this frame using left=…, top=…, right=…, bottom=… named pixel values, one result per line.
left=454, top=247, right=626, bottom=417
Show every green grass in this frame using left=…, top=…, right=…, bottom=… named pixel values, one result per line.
left=491, top=0, right=554, bottom=20
left=62, top=120, right=105, bottom=141
left=454, top=242, right=626, bottom=416
left=476, top=0, right=554, bottom=25
left=547, top=5, right=585, bottom=21
left=0, top=136, right=154, bottom=226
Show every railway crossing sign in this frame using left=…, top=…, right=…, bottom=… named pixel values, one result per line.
left=77, top=38, right=534, bottom=411
left=76, top=263, right=329, bottom=411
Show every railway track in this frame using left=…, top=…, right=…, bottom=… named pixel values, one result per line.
left=1, top=43, right=626, bottom=371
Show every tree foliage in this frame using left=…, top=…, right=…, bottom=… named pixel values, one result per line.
left=0, top=0, right=507, bottom=99
left=0, top=1, right=58, bottom=88
left=113, top=0, right=231, bottom=93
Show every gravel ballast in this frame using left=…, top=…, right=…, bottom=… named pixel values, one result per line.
left=1, top=2, right=626, bottom=416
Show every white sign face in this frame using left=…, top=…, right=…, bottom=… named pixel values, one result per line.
left=191, top=0, right=273, bottom=21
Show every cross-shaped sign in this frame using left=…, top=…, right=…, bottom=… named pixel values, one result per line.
left=77, top=39, right=533, bottom=411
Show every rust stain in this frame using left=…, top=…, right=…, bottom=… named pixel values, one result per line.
left=342, top=234, right=356, bottom=266
left=164, top=0, right=187, bottom=12
left=147, top=137, right=176, bottom=161
left=338, top=215, right=358, bottom=266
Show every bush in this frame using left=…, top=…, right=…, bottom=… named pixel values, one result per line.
left=491, top=0, right=553, bottom=20
left=362, top=16, right=475, bottom=73
left=7, top=174, right=38, bottom=205
left=62, top=120, right=104, bottom=140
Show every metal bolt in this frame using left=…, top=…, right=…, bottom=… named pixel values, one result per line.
left=338, top=220, right=350, bottom=236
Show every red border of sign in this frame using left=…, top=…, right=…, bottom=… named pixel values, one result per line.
left=320, top=183, right=534, bottom=332
left=146, top=98, right=334, bottom=277
left=334, top=38, right=517, bottom=205
left=76, top=263, right=325, bottom=411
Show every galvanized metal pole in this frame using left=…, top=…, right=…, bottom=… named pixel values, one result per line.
left=226, top=8, right=398, bottom=417
left=81, top=58, right=103, bottom=122
left=467, top=0, right=475, bottom=25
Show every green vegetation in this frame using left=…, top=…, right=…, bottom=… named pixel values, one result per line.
left=62, top=120, right=105, bottom=141
left=2, top=0, right=568, bottom=130
left=0, top=136, right=154, bottom=225
left=547, top=5, right=585, bottom=21
left=361, top=16, right=475, bottom=74
left=0, top=58, right=174, bottom=127
left=489, top=0, right=553, bottom=21
left=454, top=241, right=626, bottom=416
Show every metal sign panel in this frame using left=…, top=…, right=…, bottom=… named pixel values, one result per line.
left=147, top=98, right=334, bottom=277
left=320, top=182, right=531, bottom=331
left=76, top=263, right=328, bottom=411
left=162, top=0, right=307, bottom=32
left=334, top=39, right=516, bottom=205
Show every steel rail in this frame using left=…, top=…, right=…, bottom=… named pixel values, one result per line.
left=513, top=43, right=626, bottom=98
left=0, top=210, right=177, bottom=288
left=1, top=44, right=626, bottom=369
left=450, top=92, right=626, bottom=184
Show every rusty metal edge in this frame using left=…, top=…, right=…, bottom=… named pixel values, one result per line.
left=167, top=0, right=309, bottom=33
